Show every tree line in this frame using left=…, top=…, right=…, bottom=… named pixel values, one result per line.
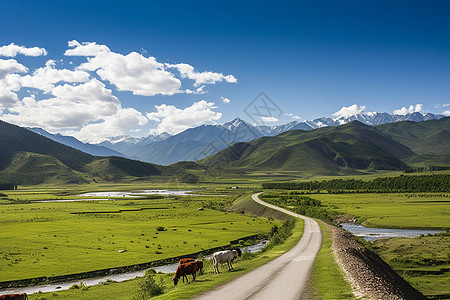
left=0, top=183, right=17, bottom=190
left=262, top=174, right=450, bottom=193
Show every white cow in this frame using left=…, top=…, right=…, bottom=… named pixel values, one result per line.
left=212, top=249, right=239, bottom=274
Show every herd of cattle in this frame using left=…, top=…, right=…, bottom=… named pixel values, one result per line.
left=173, top=248, right=242, bottom=285
left=0, top=248, right=243, bottom=299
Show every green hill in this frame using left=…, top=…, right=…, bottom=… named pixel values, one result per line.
left=200, top=121, right=413, bottom=175
left=376, top=117, right=450, bottom=167
left=376, top=117, right=450, bottom=155
left=0, top=120, right=181, bottom=185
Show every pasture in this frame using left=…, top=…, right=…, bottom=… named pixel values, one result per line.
left=0, top=187, right=276, bottom=282
left=27, top=220, right=305, bottom=300
left=311, top=193, right=450, bottom=229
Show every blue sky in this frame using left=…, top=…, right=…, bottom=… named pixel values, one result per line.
left=0, top=0, right=449, bottom=142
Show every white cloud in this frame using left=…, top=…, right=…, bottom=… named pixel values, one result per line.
left=1, top=79, right=121, bottom=131
left=78, top=50, right=182, bottom=96
left=20, top=60, right=90, bottom=92
left=0, top=59, right=28, bottom=78
left=69, top=108, right=148, bottom=143
left=0, top=43, right=47, bottom=57
left=442, top=103, right=450, bottom=107
left=443, top=110, right=450, bottom=116
left=285, top=113, right=300, bottom=120
left=168, top=63, right=237, bottom=86
left=333, top=104, right=366, bottom=119
left=221, top=96, right=231, bottom=104
left=64, top=40, right=110, bottom=56
left=393, top=104, right=423, bottom=115
left=260, top=116, right=278, bottom=123
left=0, top=59, right=27, bottom=108
left=147, top=100, right=222, bottom=134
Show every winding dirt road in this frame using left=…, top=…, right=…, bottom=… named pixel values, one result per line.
left=194, top=192, right=322, bottom=300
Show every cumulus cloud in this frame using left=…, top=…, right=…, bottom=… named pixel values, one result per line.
left=333, top=104, right=366, bottom=119
left=0, top=43, right=47, bottom=57
left=20, top=60, right=90, bottom=92
left=78, top=50, right=182, bottom=96
left=1, top=79, right=121, bottom=131
left=69, top=108, right=148, bottom=143
left=0, top=59, right=28, bottom=78
left=168, top=63, right=237, bottom=86
left=64, top=40, right=110, bottom=56
left=147, top=100, right=222, bottom=134
left=0, top=40, right=237, bottom=141
left=443, top=110, right=450, bottom=116
left=393, top=104, right=423, bottom=115
left=221, top=96, right=231, bottom=104
left=260, top=116, right=278, bottom=123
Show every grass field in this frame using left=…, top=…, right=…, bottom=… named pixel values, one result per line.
left=312, top=193, right=450, bottom=229
left=373, top=234, right=450, bottom=299
left=29, top=218, right=306, bottom=299
left=0, top=188, right=277, bottom=282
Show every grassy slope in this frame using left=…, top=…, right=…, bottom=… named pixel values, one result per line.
left=376, top=117, right=450, bottom=155
left=373, top=235, right=450, bottom=299
left=200, top=121, right=411, bottom=175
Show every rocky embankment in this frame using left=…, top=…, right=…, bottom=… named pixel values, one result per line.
left=329, top=224, right=427, bottom=300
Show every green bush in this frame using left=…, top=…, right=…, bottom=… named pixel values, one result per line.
left=136, top=274, right=164, bottom=299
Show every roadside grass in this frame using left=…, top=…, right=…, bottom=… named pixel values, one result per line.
left=0, top=193, right=277, bottom=282
left=372, top=234, right=450, bottom=299
left=311, top=193, right=450, bottom=229
left=309, top=222, right=355, bottom=299
left=28, top=219, right=305, bottom=300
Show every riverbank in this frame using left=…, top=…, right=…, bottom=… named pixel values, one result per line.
left=329, top=223, right=427, bottom=299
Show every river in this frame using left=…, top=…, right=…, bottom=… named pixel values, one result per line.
left=341, top=223, right=444, bottom=241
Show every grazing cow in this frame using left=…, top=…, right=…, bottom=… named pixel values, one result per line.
left=0, top=294, right=28, bottom=300
left=212, top=249, right=239, bottom=274
left=173, top=261, right=199, bottom=285
left=179, top=258, right=195, bottom=265
left=196, top=260, right=204, bottom=275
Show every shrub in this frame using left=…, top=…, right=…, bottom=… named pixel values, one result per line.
left=156, top=226, right=165, bottom=231
left=137, top=274, right=164, bottom=298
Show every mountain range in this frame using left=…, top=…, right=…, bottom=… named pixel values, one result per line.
left=200, top=117, right=450, bottom=176
left=0, top=116, right=449, bottom=184
left=0, top=120, right=186, bottom=185
left=99, top=111, right=445, bottom=165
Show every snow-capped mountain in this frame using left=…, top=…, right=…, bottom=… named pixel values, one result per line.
left=97, top=132, right=171, bottom=154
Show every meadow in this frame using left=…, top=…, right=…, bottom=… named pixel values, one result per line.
left=312, top=193, right=450, bottom=229
left=0, top=186, right=277, bottom=282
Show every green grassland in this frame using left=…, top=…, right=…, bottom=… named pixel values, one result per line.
left=0, top=191, right=277, bottom=282
left=311, top=193, right=449, bottom=229
left=373, top=234, right=450, bottom=299
left=29, top=218, right=306, bottom=300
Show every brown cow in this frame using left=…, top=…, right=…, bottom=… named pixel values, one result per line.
left=172, top=261, right=199, bottom=285
left=0, top=294, right=28, bottom=300
left=179, top=258, right=195, bottom=265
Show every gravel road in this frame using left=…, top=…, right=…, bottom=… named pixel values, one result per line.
left=194, top=192, right=322, bottom=300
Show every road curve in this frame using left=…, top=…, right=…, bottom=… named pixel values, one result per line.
left=194, top=192, right=322, bottom=300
